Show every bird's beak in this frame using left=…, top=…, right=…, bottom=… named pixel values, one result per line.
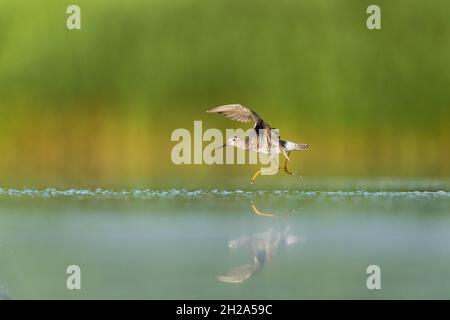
left=216, top=143, right=227, bottom=150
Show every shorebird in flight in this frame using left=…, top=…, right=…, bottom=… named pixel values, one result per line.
left=207, top=104, right=309, bottom=183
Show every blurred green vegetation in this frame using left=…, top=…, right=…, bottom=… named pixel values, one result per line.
left=0, top=0, right=449, bottom=187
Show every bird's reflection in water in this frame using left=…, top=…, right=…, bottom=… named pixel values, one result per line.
left=0, top=287, right=11, bottom=300
left=216, top=202, right=306, bottom=284
left=0, top=244, right=11, bottom=299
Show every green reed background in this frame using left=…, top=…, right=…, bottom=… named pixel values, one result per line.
left=0, top=0, right=449, bottom=187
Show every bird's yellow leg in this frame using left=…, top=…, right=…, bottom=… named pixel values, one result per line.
left=251, top=169, right=262, bottom=183
left=250, top=201, right=275, bottom=217
left=281, top=149, right=290, bottom=161
left=283, top=152, right=295, bottom=175
left=251, top=166, right=279, bottom=183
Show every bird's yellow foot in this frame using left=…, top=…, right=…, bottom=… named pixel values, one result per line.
left=283, top=165, right=296, bottom=176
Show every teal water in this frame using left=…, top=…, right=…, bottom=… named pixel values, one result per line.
left=0, top=185, right=450, bottom=299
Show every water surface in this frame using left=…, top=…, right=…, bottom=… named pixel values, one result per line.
left=0, top=184, right=449, bottom=299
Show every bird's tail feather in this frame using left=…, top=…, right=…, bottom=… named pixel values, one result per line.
left=294, top=143, right=309, bottom=150
left=285, top=141, right=309, bottom=151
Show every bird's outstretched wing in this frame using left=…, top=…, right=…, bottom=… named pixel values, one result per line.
left=206, top=104, right=269, bottom=128
left=216, top=263, right=258, bottom=284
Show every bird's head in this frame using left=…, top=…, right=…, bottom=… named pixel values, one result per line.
left=217, top=135, right=239, bottom=149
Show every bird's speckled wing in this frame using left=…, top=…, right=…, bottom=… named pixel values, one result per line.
left=206, top=104, right=267, bottom=126
left=216, top=263, right=257, bottom=284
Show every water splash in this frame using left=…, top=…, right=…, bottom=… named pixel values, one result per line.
left=0, top=188, right=448, bottom=199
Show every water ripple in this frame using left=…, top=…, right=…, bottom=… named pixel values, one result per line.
left=0, top=188, right=448, bottom=199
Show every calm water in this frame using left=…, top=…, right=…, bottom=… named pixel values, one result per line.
left=0, top=184, right=450, bottom=299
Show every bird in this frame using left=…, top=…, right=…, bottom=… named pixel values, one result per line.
left=216, top=227, right=298, bottom=283
left=216, top=203, right=304, bottom=284
left=207, top=104, right=309, bottom=183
